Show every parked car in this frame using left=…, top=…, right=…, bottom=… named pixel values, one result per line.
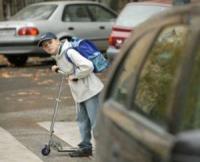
left=106, top=1, right=170, bottom=61
left=0, top=1, right=117, bottom=66
left=96, top=3, right=200, bottom=162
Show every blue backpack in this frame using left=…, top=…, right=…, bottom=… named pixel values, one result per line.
left=65, top=37, right=109, bottom=73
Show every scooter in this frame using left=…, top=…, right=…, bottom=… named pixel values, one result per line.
left=41, top=70, right=78, bottom=156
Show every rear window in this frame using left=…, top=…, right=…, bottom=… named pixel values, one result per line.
left=116, top=4, right=168, bottom=27
left=10, top=4, right=57, bottom=20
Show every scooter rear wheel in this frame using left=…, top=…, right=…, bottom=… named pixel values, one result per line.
left=41, top=145, right=50, bottom=156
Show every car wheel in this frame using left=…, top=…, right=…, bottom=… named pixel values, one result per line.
left=5, top=55, right=28, bottom=66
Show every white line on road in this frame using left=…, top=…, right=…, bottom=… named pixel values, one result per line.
left=0, top=127, right=43, bottom=162
left=38, top=121, right=95, bottom=148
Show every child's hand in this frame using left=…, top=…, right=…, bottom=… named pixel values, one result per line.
left=51, top=65, right=59, bottom=72
left=68, top=75, right=78, bottom=82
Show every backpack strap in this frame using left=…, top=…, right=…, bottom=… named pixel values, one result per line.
left=64, top=47, right=78, bottom=74
left=64, top=47, right=74, bottom=64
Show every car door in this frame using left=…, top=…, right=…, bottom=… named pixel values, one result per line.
left=129, top=25, right=190, bottom=162
left=96, top=13, right=192, bottom=162
left=86, top=4, right=117, bottom=50
left=96, top=30, right=162, bottom=162
left=60, top=4, right=116, bottom=51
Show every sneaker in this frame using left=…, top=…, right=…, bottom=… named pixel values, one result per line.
left=69, top=148, right=92, bottom=157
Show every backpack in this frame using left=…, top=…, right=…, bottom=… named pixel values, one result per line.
left=65, top=37, right=109, bottom=73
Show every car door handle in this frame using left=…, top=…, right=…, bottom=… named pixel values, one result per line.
left=68, top=27, right=74, bottom=30
left=99, top=26, right=105, bottom=30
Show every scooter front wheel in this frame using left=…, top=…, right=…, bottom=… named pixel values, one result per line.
left=41, top=145, right=51, bottom=156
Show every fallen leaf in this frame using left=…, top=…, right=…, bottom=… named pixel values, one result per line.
left=18, top=98, right=23, bottom=102
left=1, top=72, right=12, bottom=78
left=17, top=92, right=28, bottom=95
left=37, top=79, right=54, bottom=85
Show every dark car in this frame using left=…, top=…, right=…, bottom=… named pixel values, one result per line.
left=96, top=3, right=200, bottom=162
left=0, top=1, right=117, bottom=66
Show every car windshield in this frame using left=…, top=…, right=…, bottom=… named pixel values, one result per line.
left=116, top=4, right=168, bottom=27
left=10, top=4, right=57, bottom=20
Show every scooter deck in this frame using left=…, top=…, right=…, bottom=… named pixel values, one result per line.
left=56, top=146, right=79, bottom=152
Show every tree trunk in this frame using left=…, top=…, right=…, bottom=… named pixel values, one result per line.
left=0, top=0, right=4, bottom=20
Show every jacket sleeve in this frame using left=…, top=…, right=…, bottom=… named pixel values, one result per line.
left=67, top=49, right=94, bottom=79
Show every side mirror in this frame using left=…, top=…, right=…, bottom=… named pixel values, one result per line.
left=170, top=131, right=200, bottom=162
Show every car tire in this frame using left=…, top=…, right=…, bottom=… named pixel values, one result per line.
left=5, top=55, right=28, bottom=66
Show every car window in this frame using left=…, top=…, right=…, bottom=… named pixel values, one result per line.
left=116, top=4, right=168, bottom=27
left=87, top=5, right=116, bottom=22
left=111, top=31, right=156, bottom=106
left=62, top=5, right=91, bottom=22
left=133, top=25, right=189, bottom=127
left=10, top=4, right=57, bottom=20
left=179, top=42, right=200, bottom=131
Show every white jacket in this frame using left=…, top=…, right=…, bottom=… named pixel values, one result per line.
left=54, top=40, right=104, bottom=103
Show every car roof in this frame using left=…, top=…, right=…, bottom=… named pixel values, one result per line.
left=114, top=1, right=171, bottom=28
left=29, top=1, right=102, bottom=5
left=121, top=3, right=200, bottom=57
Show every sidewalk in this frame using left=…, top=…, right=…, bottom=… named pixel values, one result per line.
left=38, top=121, right=95, bottom=148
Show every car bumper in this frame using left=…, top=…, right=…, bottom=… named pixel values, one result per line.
left=106, top=46, right=119, bottom=61
left=0, top=46, right=46, bottom=56
left=0, top=37, right=48, bottom=56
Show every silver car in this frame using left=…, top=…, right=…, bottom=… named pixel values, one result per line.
left=0, top=1, right=117, bottom=66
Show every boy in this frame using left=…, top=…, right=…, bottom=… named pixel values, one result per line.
left=38, top=32, right=104, bottom=157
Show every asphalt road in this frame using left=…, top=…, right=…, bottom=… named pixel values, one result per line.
left=0, top=57, right=110, bottom=162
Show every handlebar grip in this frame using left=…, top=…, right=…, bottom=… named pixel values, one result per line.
left=57, top=70, right=65, bottom=75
